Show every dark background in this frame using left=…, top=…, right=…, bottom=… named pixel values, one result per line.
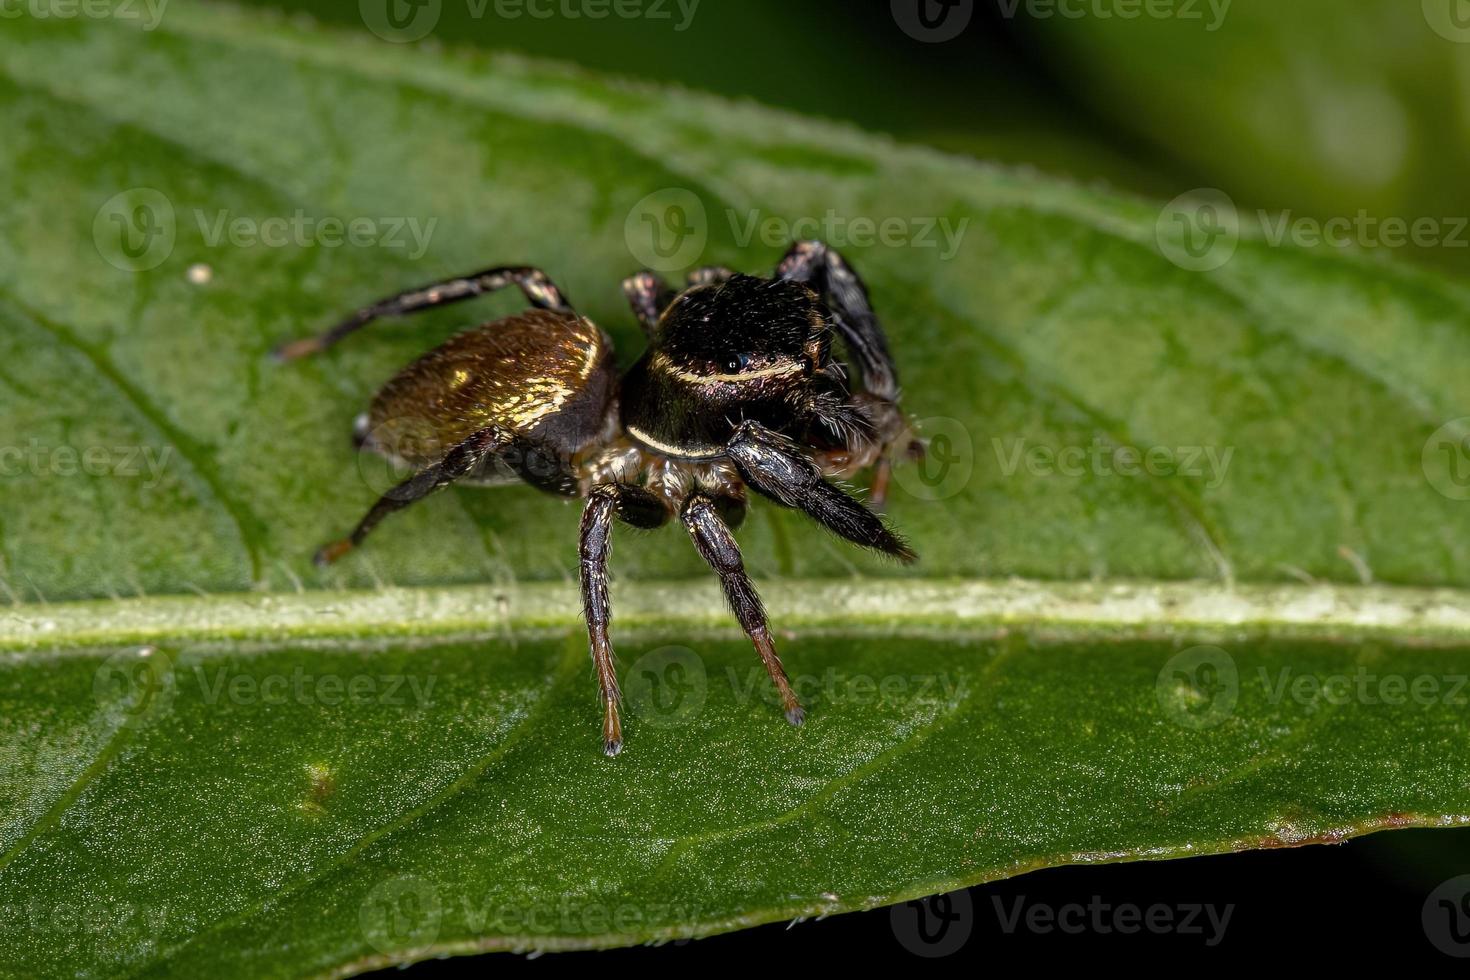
left=217, top=0, right=1470, bottom=967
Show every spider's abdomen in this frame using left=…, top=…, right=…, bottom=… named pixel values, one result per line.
left=367, top=309, right=615, bottom=467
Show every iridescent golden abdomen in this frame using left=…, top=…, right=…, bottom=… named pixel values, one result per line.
left=368, top=309, right=615, bottom=466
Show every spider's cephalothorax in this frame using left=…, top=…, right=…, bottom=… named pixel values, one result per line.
left=276, top=242, right=921, bottom=756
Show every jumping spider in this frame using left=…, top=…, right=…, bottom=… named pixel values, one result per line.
left=276, top=241, right=920, bottom=756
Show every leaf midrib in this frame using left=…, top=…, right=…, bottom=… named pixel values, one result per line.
left=6, top=577, right=1470, bottom=656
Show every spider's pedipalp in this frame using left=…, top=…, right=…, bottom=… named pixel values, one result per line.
left=726, top=420, right=915, bottom=563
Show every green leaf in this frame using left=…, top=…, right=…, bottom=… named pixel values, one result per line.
left=1, top=5, right=1469, bottom=978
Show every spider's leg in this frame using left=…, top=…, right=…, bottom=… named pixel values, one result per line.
left=687, top=265, right=736, bottom=287
left=869, top=457, right=894, bottom=513
left=776, top=240, right=898, bottom=401
left=681, top=492, right=803, bottom=726
left=314, top=425, right=511, bottom=566
left=621, top=271, right=676, bottom=337
left=275, top=266, right=573, bottom=360
left=727, top=421, right=915, bottom=562
left=581, top=483, right=671, bottom=756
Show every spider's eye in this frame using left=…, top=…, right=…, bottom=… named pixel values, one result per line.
left=724, top=353, right=752, bottom=373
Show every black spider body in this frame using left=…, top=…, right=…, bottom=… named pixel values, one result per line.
left=277, top=242, right=920, bottom=756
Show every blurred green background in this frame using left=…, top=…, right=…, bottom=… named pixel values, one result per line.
left=239, top=0, right=1470, bottom=273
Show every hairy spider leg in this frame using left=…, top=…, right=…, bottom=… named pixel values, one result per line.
left=681, top=492, right=804, bottom=726
left=580, top=482, right=671, bottom=756
left=274, top=266, right=572, bottom=361
left=314, top=426, right=512, bottom=566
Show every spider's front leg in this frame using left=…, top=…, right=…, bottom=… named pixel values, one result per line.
left=580, top=483, right=671, bottom=756
left=681, top=492, right=804, bottom=727
left=777, top=240, right=897, bottom=401
left=621, top=271, right=675, bottom=337
left=777, top=241, right=924, bottom=509
left=727, top=421, right=915, bottom=562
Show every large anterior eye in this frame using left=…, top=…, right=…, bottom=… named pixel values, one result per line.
left=724, top=353, right=752, bottom=373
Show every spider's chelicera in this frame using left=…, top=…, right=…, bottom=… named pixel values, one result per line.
left=276, top=241, right=921, bottom=756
